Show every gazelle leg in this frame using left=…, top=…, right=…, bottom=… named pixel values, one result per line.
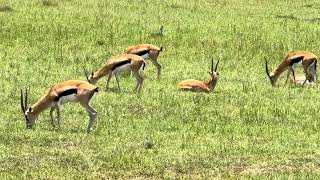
left=49, top=107, right=56, bottom=128
left=80, top=102, right=97, bottom=133
left=308, top=63, right=317, bottom=82
left=106, top=73, right=112, bottom=90
left=132, top=71, right=143, bottom=93
left=114, top=72, right=121, bottom=92
left=55, top=104, right=62, bottom=129
left=285, top=70, right=291, bottom=85
left=150, top=59, right=162, bottom=79
left=290, top=67, right=296, bottom=85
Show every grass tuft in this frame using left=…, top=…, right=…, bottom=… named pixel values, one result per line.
left=0, top=4, right=12, bottom=12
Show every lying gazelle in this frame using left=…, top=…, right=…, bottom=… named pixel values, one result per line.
left=86, top=54, right=145, bottom=93
left=265, top=51, right=317, bottom=86
left=126, top=44, right=163, bottom=79
left=177, top=60, right=220, bottom=93
left=20, top=80, right=98, bottom=133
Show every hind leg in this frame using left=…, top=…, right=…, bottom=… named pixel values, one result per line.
left=132, top=71, right=143, bottom=93
left=80, top=102, right=97, bottom=133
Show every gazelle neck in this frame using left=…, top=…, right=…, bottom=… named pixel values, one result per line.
left=271, top=61, right=288, bottom=78
left=31, top=95, right=52, bottom=115
left=93, top=67, right=110, bottom=81
left=205, top=79, right=218, bottom=91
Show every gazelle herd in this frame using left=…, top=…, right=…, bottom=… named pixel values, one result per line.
left=20, top=43, right=318, bottom=132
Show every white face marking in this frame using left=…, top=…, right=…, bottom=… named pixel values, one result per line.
left=113, top=63, right=131, bottom=73
left=24, top=109, right=29, bottom=116
left=58, top=94, right=78, bottom=104
left=141, top=53, right=149, bottom=60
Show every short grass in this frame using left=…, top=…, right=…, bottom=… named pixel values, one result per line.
left=1, top=0, right=320, bottom=178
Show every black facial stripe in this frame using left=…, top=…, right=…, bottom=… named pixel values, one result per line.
left=111, top=60, right=131, bottom=71
left=135, top=49, right=150, bottom=56
left=55, top=88, right=78, bottom=101
left=289, top=56, right=304, bottom=66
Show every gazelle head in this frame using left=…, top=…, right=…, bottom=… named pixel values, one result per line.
left=84, top=68, right=97, bottom=85
left=265, top=60, right=277, bottom=86
left=20, top=89, right=36, bottom=128
left=209, top=59, right=220, bottom=80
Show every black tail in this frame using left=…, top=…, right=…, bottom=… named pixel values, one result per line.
left=94, top=87, right=99, bottom=92
left=315, top=59, right=317, bottom=70
left=160, top=47, right=163, bottom=51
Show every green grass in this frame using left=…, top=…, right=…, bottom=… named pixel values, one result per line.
left=1, top=0, right=320, bottom=178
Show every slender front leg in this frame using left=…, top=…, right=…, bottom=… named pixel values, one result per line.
left=49, top=107, right=56, bottom=128
left=81, top=103, right=97, bottom=133
left=290, top=67, right=296, bottom=85
left=132, top=71, right=143, bottom=93
left=106, top=73, right=112, bottom=90
left=285, top=70, right=291, bottom=85
left=56, top=105, right=61, bottom=129
left=114, top=72, right=122, bottom=92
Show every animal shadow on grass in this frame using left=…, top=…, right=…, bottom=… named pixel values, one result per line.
left=42, top=0, right=58, bottom=7
left=0, top=4, right=13, bottom=12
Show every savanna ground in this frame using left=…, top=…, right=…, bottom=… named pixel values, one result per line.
left=1, top=0, right=320, bottom=178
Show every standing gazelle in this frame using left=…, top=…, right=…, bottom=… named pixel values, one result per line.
left=126, top=44, right=163, bottom=79
left=86, top=54, right=145, bottom=93
left=177, top=60, right=220, bottom=93
left=265, top=51, right=317, bottom=86
left=20, top=80, right=98, bottom=133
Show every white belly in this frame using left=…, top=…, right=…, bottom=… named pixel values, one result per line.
left=292, top=61, right=303, bottom=68
left=114, top=63, right=131, bottom=73
left=141, top=53, right=150, bottom=60
left=59, top=94, right=78, bottom=104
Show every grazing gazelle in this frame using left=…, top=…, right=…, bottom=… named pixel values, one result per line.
left=86, top=54, right=145, bottom=93
left=126, top=44, right=163, bottom=79
left=177, top=60, right=220, bottom=93
left=265, top=51, right=317, bottom=86
left=20, top=80, right=98, bottom=132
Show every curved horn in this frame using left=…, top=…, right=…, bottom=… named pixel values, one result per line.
left=25, top=88, right=28, bottom=111
left=20, top=89, right=25, bottom=113
left=265, top=60, right=270, bottom=77
left=215, top=60, right=220, bottom=72
left=211, top=59, right=214, bottom=73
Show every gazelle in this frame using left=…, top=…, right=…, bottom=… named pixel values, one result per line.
left=265, top=51, right=317, bottom=86
left=86, top=54, right=145, bottom=93
left=126, top=44, right=163, bottom=79
left=20, top=80, right=98, bottom=133
left=177, top=60, right=220, bottom=93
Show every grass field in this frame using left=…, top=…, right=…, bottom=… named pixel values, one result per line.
left=1, top=0, right=320, bottom=178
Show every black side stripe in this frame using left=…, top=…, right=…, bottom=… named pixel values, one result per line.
left=135, top=49, right=150, bottom=56
left=289, top=56, right=304, bottom=66
left=55, top=88, right=78, bottom=101
left=111, top=60, right=131, bottom=71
